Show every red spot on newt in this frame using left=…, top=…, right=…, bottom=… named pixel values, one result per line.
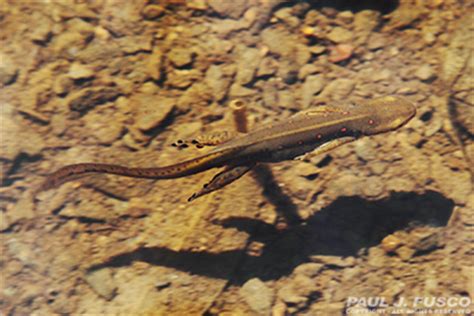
left=341, top=127, right=347, bottom=133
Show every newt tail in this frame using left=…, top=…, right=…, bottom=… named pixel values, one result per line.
left=40, top=148, right=239, bottom=192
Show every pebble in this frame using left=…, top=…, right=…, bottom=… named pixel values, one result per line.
left=367, top=247, right=386, bottom=267
left=205, top=65, right=231, bottom=102
left=168, top=47, right=194, bottom=68
left=395, top=246, right=416, bottom=261
left=235, top=46, right=261, bottom=85
left=84, top=268, right=117, bottom=300
left=328, top=44, right=354, bottom=63
left=327, top=27, right=353, bottom=43
left=369, top=161, right=388, bottom=175
left=0, top=211, right=9, bottom=231
left=415, top=64, right=437, bottom=82
left=133, top=95, right=175, bottom=132
left=327, top=173, right=363, bottom=197
left=68, top=62, right=95, bottom=80
left=66, top=86, right=121, bottom=113
left=0, top=106, right=45, bottom=161
left=310, top=255, right=355, bottom=268
left=208, top=0, right=248, bottom=19
left=166, top=69, right=201, bottom=89
left=298, top=63, right=319, bottom=80
left=354, top=138, right=377, bottom=161
left=0, top=53, right=18, bottom=86
left=141, top=4, right=165, bottom=20
left=257, top=57, right=278, bottom=77
left=362, top=177, right=385, bottom=198
left=6, top=193, right=35, bottom=227
left=53, top=75, right=73, bottom=95
left=239, top=278, right=274, bottom=315
left=353, top=10, right=380, bottom=43
left=320, top=78, right=355, bottom=100
left=430, top=154, right=472, bottom=204
left=381, top=234, right=403, bottom=253
left=367, top=33, right=386, bottom=50
left=293, top=263, right=324, bottom=278
left=229, top=83, right=256, bottom=97
left=372, top=68, right=392, bottom=82
left=338, top=11, right=354, bottom=24
left=301, top=74, right=325, bottom=107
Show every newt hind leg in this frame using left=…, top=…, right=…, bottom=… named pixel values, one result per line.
left=172, top=131, right=241, bottom=150
left=188, top=163, right=255, bottom=202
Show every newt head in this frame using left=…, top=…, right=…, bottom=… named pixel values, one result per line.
left=358, top=96, right=417, bottom=135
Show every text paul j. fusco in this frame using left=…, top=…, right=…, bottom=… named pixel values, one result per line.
left=346, top=296, right=472, bottom=309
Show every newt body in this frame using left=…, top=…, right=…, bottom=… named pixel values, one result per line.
left=41, top=96, right=416, bottom=201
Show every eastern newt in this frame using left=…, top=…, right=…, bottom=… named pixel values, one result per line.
left=40, top=96, right=416, bottom=201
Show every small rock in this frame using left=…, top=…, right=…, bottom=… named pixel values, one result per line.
left=68, top=63, right=95, bottom=80
left=168, top=47, right=194, bottom=68
left=410, top=229, right=442, bottom=253
left=362, top=177, right=385, bottom=198
left=53, top=75, right=73, bottom=95
left=141, top=4, right=165, bottom=20
left=85, top=268, right=117, bottom=300
left=326, top=27, right=353, bottom=43
left=277, top=285, right=307, bottom=305
left=298, top=63, right=319, bottom=81
left=381, top=234, right=403, bottom=253
left=327, top=172, right=363, bottom=197
left=354, top=138, right=377, bottom=161
left=187, top=0, right=208, bottom=10
left=328, top=44, right=354, bottom=63
left=278, top=60, right=299, bottom=85
left=133, top=95, right=175, bottom=132
left=367, top=247, right=386, bottom=267
left=229, top=83, right=256, bottom=97
left=301, top=74, right=325, bottom=107
left=395, top=245, right=416, bottom=261
left=29, top=13, right=53, bottom=43
left=272, top=301, right=287, bottom=316
left=240, top=278, right=274, bottom=315
left=167, top=69, right=201, bottom=89
left=0, top=53, right=18, bottom=86
left=369, top=161, right=388, bottom=175
left=235, top=46, right=261, bottom=85
left=274, top=7, right=300, bottom=28
left=66, top=86, right=121, bottom=113
left=415, top=64, right=437, bottom=82
left=353, top=10, right=380, bottom=43
left=204, top=65, right=231, bottom=102
left=367, top=33, right=386, bottom=50
left=293, top=263, right=324, bottom=278
left=278, top=90, right=296, bottom=109
left=372, top=69, right=392, bottom=82
left=146, top=48, right=164, bottom=81
left=338, top=11, right=354, bottom=24
left=0, top=211, right=9, bottom=231
left=257, top=57, right=278, bottom=77
left=155, top=280, right=171, bottom=290
left=208, top=0, right=248, bottom=19
left=310, top=45, right=326, bottom=55
left=430, top=154, right=472, bottom=204
left=310, top=255, right=355, bottom=268
left=6, top=193, right=35, bottom=226
left=118, top=36, right=153, bottom=54
left=320, top=78, right=355, bottom=100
